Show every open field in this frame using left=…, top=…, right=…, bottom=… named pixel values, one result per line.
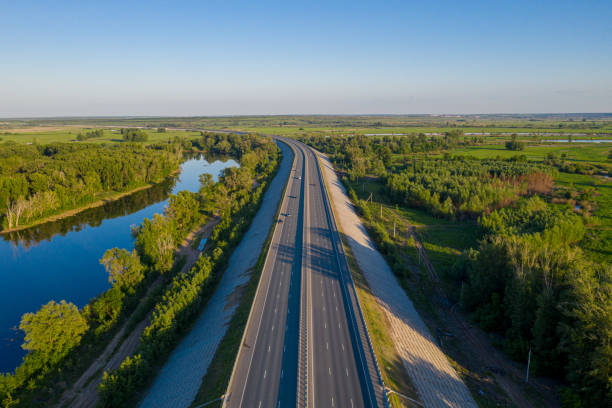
left=2, top=114, right=612, bottom=140
left=0, top=127, right=201, bottom=144
left=447, top=143, right=611, bottom=163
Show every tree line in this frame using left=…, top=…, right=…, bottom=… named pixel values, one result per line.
left=76, top=129, right=104, bottom=141
left=0, top=141, right=182, bottom=231
left=386, top=157, right=554, bottom=219
left=120, top=128, right=149, bottom=142
left=299, top=132, right=482, bottom=181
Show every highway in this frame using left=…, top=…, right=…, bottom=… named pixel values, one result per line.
left=225, top=138, right=384, bottom=408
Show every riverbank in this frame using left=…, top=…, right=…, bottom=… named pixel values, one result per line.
left=0, top=179, right=174, bottom=235
left=55, top=216, right=221, bottom=408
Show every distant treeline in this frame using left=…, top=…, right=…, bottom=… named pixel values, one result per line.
left=76, top=129, right=104, bottom=141
left=299, top=132, right=480, bottom=180
left=121, top=128, right=149, bottom=142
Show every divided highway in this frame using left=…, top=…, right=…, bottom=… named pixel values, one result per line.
left=225, top=138, right=384, bottom=408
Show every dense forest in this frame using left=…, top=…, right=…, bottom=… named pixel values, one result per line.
left=0, top=133, right=279, bottom=407
left=0, top=141, right=182, bottom=231
left=304, top=134, right=611, bottom=407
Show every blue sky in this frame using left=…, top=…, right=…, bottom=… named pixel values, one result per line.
left=1, top=0, right=611, bottom=116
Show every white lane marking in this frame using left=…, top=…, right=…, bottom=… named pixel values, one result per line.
left=336, top=306, right=338, bottom=311
left=268, top=345, right=271, bottom=352
left=264, top=369, right=267, bottom=379
left=338, top=323, right=341, bottom=329
left=351, top=398, right=354, bottom=407
left=326, top=342, right=328, bottom=350
left=332, top=397, right=335, bottom=407
left=258, top=401, right=262, bottom=408
left=342, top=343, right=345, bottom=351
left=346, top=367, right=349, bottom=376
left=324, top=322, right=327, bottom=329
left=272, top=325, right=275, bottom=331
left=328, top=367, right=331, bottom=376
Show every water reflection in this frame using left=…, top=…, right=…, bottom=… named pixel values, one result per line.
left=0, top=154, right=238, bottom=372
left=2, top=178, right=175, bottom=247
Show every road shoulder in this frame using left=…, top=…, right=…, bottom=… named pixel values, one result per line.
left=317, top=151, right=478, bottom=408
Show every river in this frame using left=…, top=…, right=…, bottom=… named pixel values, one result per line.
left=0, top=155, right=238, bottom=373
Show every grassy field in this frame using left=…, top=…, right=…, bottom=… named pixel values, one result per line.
left=345, top=177, right=480, bottom=297
left=448, top=142, right=611, bottom=162
left=2, top=114, right=612, bottom=140
left=555, top=172, right=612, bottom=263
left=0, top=127, right=201, bottom=144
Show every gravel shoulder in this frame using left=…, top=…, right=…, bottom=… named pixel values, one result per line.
left=318, top=152, right=477, bottom=408
left=138, top=140, right=294, bottom=408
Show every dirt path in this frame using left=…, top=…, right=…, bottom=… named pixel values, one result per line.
left=56, top=217, right=220, bottom=408
left=406, top=226, right=560, bottom=408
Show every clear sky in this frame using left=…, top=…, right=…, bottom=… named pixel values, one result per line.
left=1, top=0, right=611, bottom=117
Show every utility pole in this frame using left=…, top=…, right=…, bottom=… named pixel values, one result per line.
left=525, top=347, right=531, bottom=383
left=393, top=219, right=396, bottom=238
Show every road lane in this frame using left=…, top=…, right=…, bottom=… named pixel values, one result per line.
left=225, top=141, right=304, bottom=408
left=225, top=138, right=384, bottom=408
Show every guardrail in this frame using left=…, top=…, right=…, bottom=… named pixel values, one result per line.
left=311, top=146, right=390, bottom=408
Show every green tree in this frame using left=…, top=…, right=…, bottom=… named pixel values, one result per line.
left=100, top=248, right=145, bottom=291
left=19, top=300, right=88, bottom=365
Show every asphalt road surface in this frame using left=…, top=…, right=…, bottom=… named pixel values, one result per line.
left=225, top=138, right=382, bottom=408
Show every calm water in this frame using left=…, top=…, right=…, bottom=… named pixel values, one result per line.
left=0, top=156, right=238, bottom=372
left=546, top=139, right=612, bottom=143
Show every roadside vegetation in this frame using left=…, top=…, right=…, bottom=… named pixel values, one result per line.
left=301, top=129, right=611, bottom=408
left=0, top=132, right=279, bottom=408
left=96, top=133, right=279, bottom=407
